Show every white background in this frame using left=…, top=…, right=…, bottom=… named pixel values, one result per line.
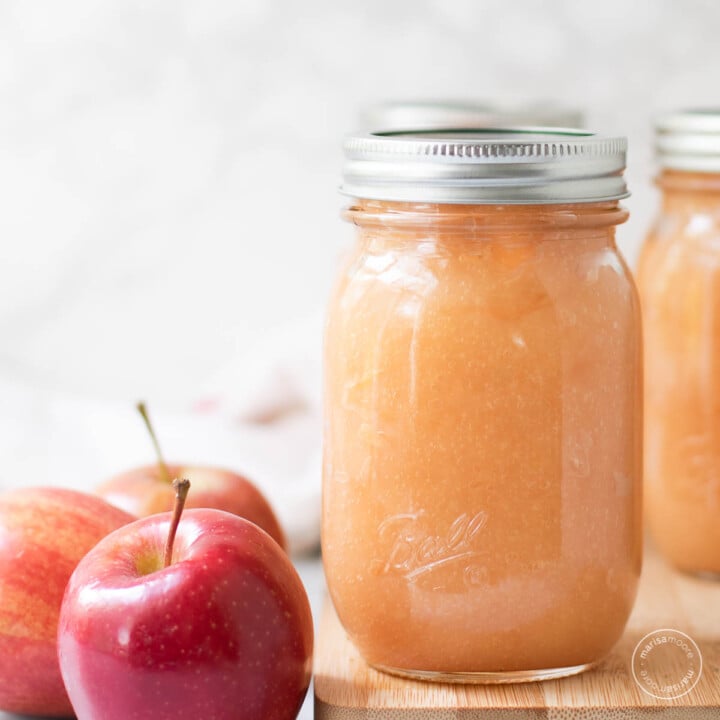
left=1, top=0, right=719, bottom=407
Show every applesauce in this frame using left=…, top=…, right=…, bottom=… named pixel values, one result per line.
left=639, top=111, right=720, bottom=577
left=323, top=130, right=642, bottom=682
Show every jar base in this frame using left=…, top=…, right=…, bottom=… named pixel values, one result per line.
left=369, top=661, right=596, bottom=684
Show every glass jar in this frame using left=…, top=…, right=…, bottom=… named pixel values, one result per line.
left=361, top=100, right=583, bottom=132
left=323, top=130, right=642, bottom=682
left=638, top=110, right=720, bottom=577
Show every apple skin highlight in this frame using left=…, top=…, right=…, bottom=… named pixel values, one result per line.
left=58, top=508, right=313, bottom=720
left=0, top=487, right=134, bottom=717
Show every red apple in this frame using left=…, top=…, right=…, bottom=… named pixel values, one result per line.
left=96, top=403, right=287, bottom=549
left=0, top=487, right=134, bottom=717
left=58, top=480, right=313, bottom=720
left=98, top=463, right=286, bottom=550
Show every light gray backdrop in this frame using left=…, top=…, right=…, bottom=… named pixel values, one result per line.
left=0, top=0, right=715, bottom=401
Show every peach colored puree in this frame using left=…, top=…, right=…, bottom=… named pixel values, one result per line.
left=323, top=200, right=642, bottom=675
left=638, top=170, right=720, bottom=576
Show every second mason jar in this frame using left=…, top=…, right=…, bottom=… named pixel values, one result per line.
left=639, top=110, right=720, bottom=577
left=323, top=129, right=642, bottom=682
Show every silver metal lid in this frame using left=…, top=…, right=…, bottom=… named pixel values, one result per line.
left=341, top=129, right=629, bottom=205
left=362, top=100, right=584, bottom=133
left=656, top=110, right=720, bottom=172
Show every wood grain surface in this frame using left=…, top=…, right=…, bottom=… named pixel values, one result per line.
left=315, top=542, right=720, bottom=718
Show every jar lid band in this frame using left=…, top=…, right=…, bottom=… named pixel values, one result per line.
left=656, top=110, right=720, bottom=172
left=341, top=129, right=629, bottom=205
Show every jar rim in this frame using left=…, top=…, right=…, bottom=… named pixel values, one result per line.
left=656, top=167, right=720, bottom=192
left=341, top=129, right=629, bottom=205
left=344, top=199, right=629, bottom=231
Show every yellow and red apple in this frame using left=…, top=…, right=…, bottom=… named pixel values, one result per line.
left=96, top=404, right=287, bottom=550
left=97, top=463, right=286, bottom=550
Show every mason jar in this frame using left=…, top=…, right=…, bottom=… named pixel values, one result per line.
left=361, top=100, right=583, bottom=132
left=638, top=110, right=720, bottom=578
left=323, top=129, right=642, bottom=683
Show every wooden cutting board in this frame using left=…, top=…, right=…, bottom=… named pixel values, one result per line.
left=314, top=542, right=720, bottom=718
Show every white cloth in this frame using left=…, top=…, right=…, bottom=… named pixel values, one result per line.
left=0, top=314, right=324, bottom=555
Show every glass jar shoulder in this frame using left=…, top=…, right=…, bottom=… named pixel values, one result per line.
left=638, top=207, right=720, bottom=313
left=642, top=204, right=720, bottom=271
left=327, top=228, right=638, bottom=334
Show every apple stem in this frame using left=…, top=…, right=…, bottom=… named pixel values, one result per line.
left=164, top=478, right=191, bottom=568
left=136, top=401, right=171, bottom=484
